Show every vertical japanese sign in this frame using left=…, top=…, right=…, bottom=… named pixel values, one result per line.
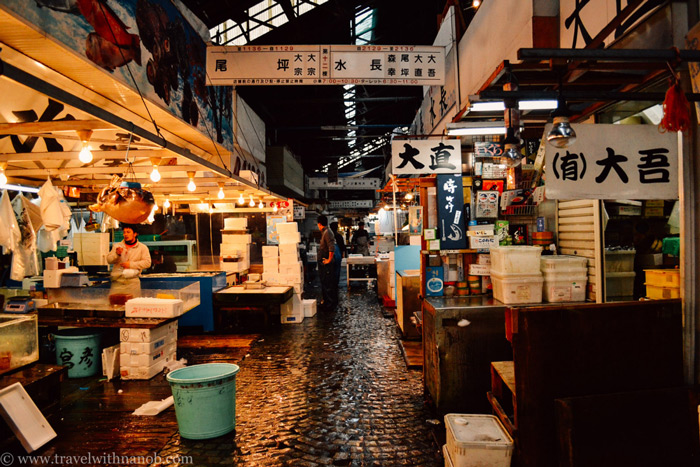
left=391, top=139, right=461, bottom=175
left=545, top=124, right=678, bottom=200
left=436, top=174, right=467, bottom=250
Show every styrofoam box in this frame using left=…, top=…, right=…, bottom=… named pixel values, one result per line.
left=221, top=243, right=249, bottom=256
left=280, top=263, right=300, bottom=275
left=280, top=273, right=303, bottom=284
left=445, top=414, right=513, bottom=467
left=543, top=272, right=588, bottom=303
left=491, top=270, right=543, bottom=305
left=222, top=234, right=252, bottom=244
left=276, top=222, right=299, bottom=235
left=303, top=299, right=317, bottom=317
left=293, top=283, right=303, bottom=294
left=262, top=245, right=278, bottom=258
left=606, top=271, right=636, bottom=297
left=278, top=232, right=301, bottom=244
left=490, top=246, right=543, bottom=275
left=120, top=333, right=175, bottom=355
left=279, top=252, right=300, bottom=264
left=120, top=342, right=176, bottom=367
left=604, top=249, right=636, bottom=272
left=540, top=255, right=588, bottom=274
left=278, top=243, right=298, bottom=256
left=224, top=217, right=247, bottom=230
left=125, top=298, right=184, bottom=318
left=120, top=353, right=176, bottom=380
left=120, top=322, right=177, bottom=343
left=221, top=260, right=250, bottom=272
left=262, top=272, right=280, bottom=284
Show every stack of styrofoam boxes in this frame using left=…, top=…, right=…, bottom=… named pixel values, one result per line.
left=540, top=255, right=588, bottom=302
left=220, top=217, right=251, bottom=273
left=262, top=245, right=279, bottom=285
left=444, top=414, right=514, bottom=467
left=277, top=222, right=305, bottom=323
left=489, top=246, right=543, bottom=304
left=119, top=321, right=178, bottom=380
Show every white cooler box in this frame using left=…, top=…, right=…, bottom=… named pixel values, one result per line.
left=445, top=414, right=514, bottom=467
left=303, top=299, right=317, bottom=317
left=125, top=298, right=184, bottom=318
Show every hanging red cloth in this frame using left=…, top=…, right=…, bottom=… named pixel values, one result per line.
left=659, top=76, right=691, bottom=133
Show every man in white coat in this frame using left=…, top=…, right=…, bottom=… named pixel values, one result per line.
left=107, top=225, right=151, bottom=295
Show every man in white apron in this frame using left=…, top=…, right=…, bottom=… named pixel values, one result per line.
left=107, top=225, right=151, bottom=296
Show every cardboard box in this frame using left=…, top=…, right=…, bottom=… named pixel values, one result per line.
left=120, top=333, right=175, bottom=355
left=120, top=353, right=176, bottom=380
left=120, top=343, right=176, bottom=367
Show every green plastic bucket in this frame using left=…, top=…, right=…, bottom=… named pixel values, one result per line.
left=167, top=363, right=240, bottom=439
left=53, top=328, right=102, bottom=378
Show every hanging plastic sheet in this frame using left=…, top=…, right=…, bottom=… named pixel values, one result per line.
left=0, top=191, right=20, bottom=254
left=11, top=195, right=39, bottom=281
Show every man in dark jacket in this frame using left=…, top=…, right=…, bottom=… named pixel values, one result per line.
left=317, top=215, right=337, bottom=311
left=330, top=222, right=345, bottom=289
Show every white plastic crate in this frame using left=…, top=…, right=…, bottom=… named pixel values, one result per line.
left=540, top=255, right=588, bottom=274
left=490, top=246, right=542, bottom=275
left=606, top=271, right=636, bottom=297
left=443, top=444, right=454, bottom=467
left=604, top=249, right=636, bottom=272
left=491, top=270, right=543, bottom=305
left=445, top=414, right=513, bottom=467
left=543, top=271, right=588, bottom=303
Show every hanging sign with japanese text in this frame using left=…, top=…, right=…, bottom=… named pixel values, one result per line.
left=545, top=124, right=678, bottom=200
left=392, top=139, right=461, bottom=175
left=207, top=45, right=445, bottom=86
left=436, top=174, right=467, bottom=250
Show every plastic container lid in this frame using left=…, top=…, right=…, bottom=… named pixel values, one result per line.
left=445, top=414, right=513, bottom=448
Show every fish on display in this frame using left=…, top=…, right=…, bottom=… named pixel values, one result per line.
left=35, top=0, right=80, bottom=14
left=89, top=175, right=155, bottom=224
left=77, top=0, right=141, bottom=66
left=86, top=32, right=140, bottom=72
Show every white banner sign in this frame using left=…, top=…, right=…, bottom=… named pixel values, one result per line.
left=391, top=139, right=461, bottom=175
left=308, top=178, right=381, bottom=190
left=545, top=124, right=678, bottom=200
left=207, top=45, right=445, bottom=86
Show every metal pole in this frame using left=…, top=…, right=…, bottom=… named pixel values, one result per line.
left=518, top=47, right=700, bottom=62
left=392, top=175, right=398, bottom=245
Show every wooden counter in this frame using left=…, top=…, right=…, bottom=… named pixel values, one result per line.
left=422, top=296, right=513, bottom=415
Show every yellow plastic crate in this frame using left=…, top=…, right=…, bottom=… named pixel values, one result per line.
left=644, top=269, right=680, bottom=288
left=645, top=284, right=680, bottom=299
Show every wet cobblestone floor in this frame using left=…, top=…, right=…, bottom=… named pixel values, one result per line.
left=154, top=285, right=443, bottom=466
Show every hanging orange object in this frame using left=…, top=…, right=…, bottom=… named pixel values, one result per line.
left=659, top=77, right=691, bottom=133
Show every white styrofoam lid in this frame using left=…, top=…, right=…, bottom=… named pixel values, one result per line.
left=445, top=414, right=513, bottom=447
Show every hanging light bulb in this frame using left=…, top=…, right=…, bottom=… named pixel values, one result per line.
left=547, top=97, right=577, bottom=148
left=472, top=0, right=481, bottom=7
left=76, top=130, right=93, bottom=164
left=249, top=195, right=255, bottom=207
left=404, top=192, right=413, bottom=201
left=78, top=144, right=93, bottom=164
left=273, top=203, right=278, bottom=212
left=187, top=171, right=196, bottom=192
left=258, top=200, right=264, bottom=209
left=164, top=198, right=171, bottom=209
left=0, top=164, right=7, bottom=186
left=209, top=204, right=214, bottom=214
left=150, top=166, right=161, bottom=182
left=218, top=183, right=225, bottom=199
left=238, top=193, right=245, bottom=205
